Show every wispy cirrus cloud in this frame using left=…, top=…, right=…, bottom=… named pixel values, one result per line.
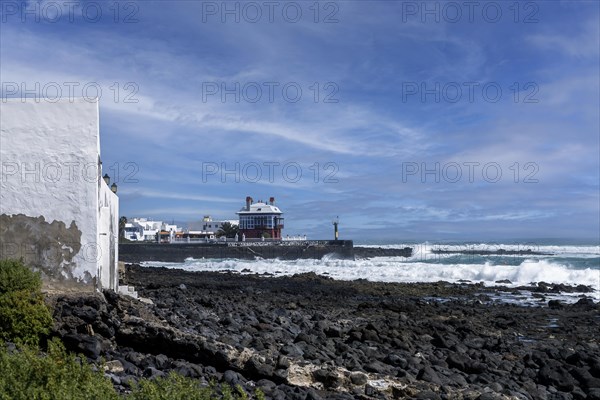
left=1, top=0, right=598, bottom=239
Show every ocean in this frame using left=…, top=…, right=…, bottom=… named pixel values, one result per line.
left=141, top=241, right=600, bottom=301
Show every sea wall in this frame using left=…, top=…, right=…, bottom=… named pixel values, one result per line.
left=119, top=240, right=355, bottom=262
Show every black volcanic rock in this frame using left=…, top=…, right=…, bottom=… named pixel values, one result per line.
left=353, top=246, right=412, bottom=258
left=46, top=265, right=600, bottom=399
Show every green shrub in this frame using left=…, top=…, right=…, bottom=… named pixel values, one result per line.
left=0, top=259, right=52, bottom=345
left=0, top=260, right=265, bottom=400
left=0, top=338, right=119, bottom=400
left=128, top=373, right=264, bottom=400
left=127, top=372, right=213, bottom=400
left=0, top=341, right=265, bottom=400
left=0, top=259, right=43, bottom=294
left=0, top=290, right=53, bottom=345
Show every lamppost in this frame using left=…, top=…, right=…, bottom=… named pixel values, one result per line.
left=103, top=174, right=110, bottom=185
left=110, top=183, right=118, bottom=194
left=332, top=216, right=339, bottom=241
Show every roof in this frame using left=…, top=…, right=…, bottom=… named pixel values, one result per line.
left=237, top=202, right=282, bottom=215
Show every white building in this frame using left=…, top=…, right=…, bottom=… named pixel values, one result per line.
left=237, top=196, right=284, bottom=239
left=188, top=215, right=238, bottom=235
left=0, top=98, right=119, bottom=292
left=123, top=222, right=144, bottom=241
left=124, top=218, right=161, bottom=241
left=123, top=218, right=181, bottom=242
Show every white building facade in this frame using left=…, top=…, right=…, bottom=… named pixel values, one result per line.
left=0, top=98, right=119, bottom=292
left=124, top=218, right=162, bottom=241
left=123, top=218, right=181, bottom=242
left=237, top=196, right=284, bottom=239
left=188, top=215, right=238, bottom=235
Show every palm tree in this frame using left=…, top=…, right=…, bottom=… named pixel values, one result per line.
left=216, top=222, right=239, bottom=238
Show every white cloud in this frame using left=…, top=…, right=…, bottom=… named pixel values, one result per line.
left=120, top=188, right=238, bottom=204
left=527, top=18, right=600, bottom=59
left=2, top=1, right=598, bottom=239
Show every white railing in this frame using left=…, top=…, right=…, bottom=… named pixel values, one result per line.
left=161, top=237, right=349, bottom=247
left=170, top=237, right=226, bottom=244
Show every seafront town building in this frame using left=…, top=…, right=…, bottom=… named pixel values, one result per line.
left=124, top=198, right=285, bottom=243
left=124, top=216, right=238, bottom=242
left=123, top=218, right=180, bottom=242
left=186, top=216, right=238, bottom=240
left=0, top=98, right=119, bottom=292
left=237, top=197, right=284, bottom=240
left=191, top=215, right=238, bottom=233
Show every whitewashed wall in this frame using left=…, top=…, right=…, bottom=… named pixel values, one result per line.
left=0, top=98, right=118, bottom=291
left=98, top=181, right=119, bottom=290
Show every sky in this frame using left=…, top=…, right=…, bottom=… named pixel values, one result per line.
left=1, top=0, right=599, bottom=242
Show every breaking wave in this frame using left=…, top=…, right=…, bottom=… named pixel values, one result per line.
left=144, top=256, right=600, bottom=291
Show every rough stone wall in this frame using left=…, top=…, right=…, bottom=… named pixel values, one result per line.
left=0, top=98, right=110, bottom=291
left=119, top=241, right=355, bottom=262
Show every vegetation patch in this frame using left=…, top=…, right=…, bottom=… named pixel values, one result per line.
left=0, top=259, right=53, bottom=345
left=0, top=338, right=118, bottom=400
left=0, top=258, right=264, bottom=400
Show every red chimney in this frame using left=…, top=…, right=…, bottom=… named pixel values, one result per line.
left=269, top=197, right=275, bottom=205
left=246, top=196, right=253, bottom=210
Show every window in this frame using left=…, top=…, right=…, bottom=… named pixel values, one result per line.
left=241, top=216, right=254, bottom=229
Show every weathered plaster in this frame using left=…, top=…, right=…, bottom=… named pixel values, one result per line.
left=0, top=213, right=89, bottom=282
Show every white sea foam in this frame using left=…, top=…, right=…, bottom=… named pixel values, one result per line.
left=143, top=256, right=600, bottom=295
left=359, top=243, right=600, bottom=258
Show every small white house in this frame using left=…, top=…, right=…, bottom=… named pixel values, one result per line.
left=188, top=215, right=238, bottom=234
left=123, top=218, right=181, bottom=242
left=123, top=222, right=144, bottom=241
left=0, top=98, right=119, bottom=292
left=124, top=218, right=162, bottom=241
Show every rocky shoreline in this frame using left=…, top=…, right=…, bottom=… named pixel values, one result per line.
left=49, top=265, right=600, bottom=399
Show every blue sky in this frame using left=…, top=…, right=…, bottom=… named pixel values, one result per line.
left=1, top=0, right=599, bottom=242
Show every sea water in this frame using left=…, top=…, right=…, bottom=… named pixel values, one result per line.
left=142, top=241, right=600, bottom=301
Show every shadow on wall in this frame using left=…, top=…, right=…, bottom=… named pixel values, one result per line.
left=0, top=214, right=93, bottom=289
